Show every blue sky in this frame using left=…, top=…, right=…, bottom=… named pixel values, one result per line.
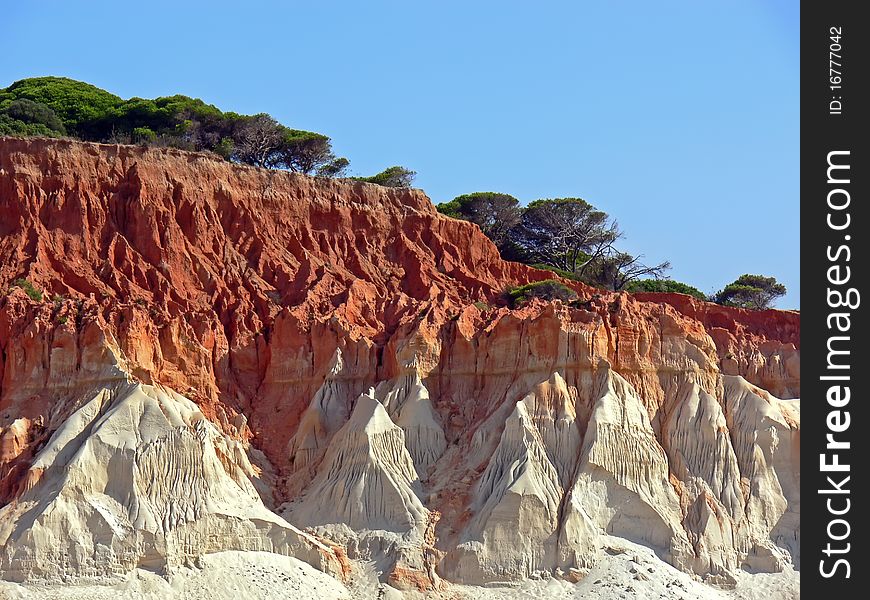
left=2, top=1, right=799, bottom=307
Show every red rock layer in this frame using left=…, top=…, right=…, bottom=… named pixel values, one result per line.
left=0, top=137, right=799, bottom=507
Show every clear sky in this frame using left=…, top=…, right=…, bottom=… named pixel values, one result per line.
left=2, top=1, right=799, bottom=307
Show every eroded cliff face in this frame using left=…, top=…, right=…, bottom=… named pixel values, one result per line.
left=0, top=138, right=799, bottom=588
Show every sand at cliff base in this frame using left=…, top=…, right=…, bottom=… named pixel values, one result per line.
left=0, top=551, right=350, bottom=600
left=0, top=539, right=799, bottom=600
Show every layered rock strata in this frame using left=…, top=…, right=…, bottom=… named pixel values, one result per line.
left=0, top=138, right=799, bottom=588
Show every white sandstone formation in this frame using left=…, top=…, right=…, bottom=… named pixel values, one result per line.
left=0, top=380, right=342, bottom=582
left=723, top=375, right=800, bottom=572
left=0, top=358, right=799, bottom=592
left=375, top=371, right=447, bottom=477
left=286, top=391, right=428, bottom=533
left=440, top=366, right=800, bottom=586
left=283, top=391, right=437, bottom=589
left=287, top=349, right=356, bottom=474
left=445, top=372, right=583, bottom=582
left=566, top=366, right=691, bottom=570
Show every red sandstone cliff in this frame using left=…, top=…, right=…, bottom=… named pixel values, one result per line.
left=0, top=138, right=799, bottom=588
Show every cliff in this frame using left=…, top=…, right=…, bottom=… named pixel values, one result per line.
left=0, top=138, right=799, bottom=589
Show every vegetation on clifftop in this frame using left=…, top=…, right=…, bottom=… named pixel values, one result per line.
left=437, top=192, right=670, bottom=293
left=504, top=280, right=577, bottom=307
left=712, top=274, right=787, bottom=310
left=625, top=279, right=707, bottom=301
left=0, top=77, right=414, bottom=186
left=437, top=191, right=787, bottom=308
left=1, top=77, right=788, bottom=308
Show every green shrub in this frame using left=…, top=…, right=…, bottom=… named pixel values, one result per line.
left=504, top=279, right=577, bottom=307
left=1, top=98, right=66, bottom=135
left=436, top=192, right=521, bottom=252
left=132, top=126, right=157, bottom=144
left=626, top=278, right=706, bottom=301
left=529, top=263, right=585, bottom=282
left=473, top=301, right=491, bottom=311
left=712, top=274, right=787, bottom=310
left=11, top=278, right=43, bottom=301
left=316, top=156, right=349, bottom=178
left=213, top=136, right=235, bottom=160
left=354, top=166, right=416, bottom=188
left=1, top=76, right=122, bottom=138
left=0, top=77, right=350, bottom=176
left=1, top=119, right=47, bottom=136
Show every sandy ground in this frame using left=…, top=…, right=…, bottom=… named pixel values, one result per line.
left=0, top=551, right=350, bottom=600
left=435, top=538, right=800, bottom=600
left=0, top=539, right=799, bottom=600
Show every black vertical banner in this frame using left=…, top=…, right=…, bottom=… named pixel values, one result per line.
left=802, top=2, right=867, bottom=597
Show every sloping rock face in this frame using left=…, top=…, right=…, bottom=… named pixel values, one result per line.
left=0, top=138, right=799, bottom=587
left=0, top=377, right=346, bottom=582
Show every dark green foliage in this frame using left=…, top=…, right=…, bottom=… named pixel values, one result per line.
left=0, top=113, right=60, bottom=137
left=11, top=278, right=43, bottom=301
left=504, top=279, right=577, bottom=307
left=0, top=95, right=68, bottom=137
left=230, top=113, right=285, bottom=167
left=435, top=201, right=459, bottom=217
left=132, top=126, right=157, bottom=144
left=580, top=252, right=671, bottom=291
left=497, top=238, right=533, bottom=263
left=1, top=77, right=122, bottom=138
left=277, top=130, right=335, bottom=174
left=355, top=166, right=416, bottom=188
left=213, top=137, right=235, bottom=160
left=153, top=95, right=224, bottom=125
left=437, top=192, right=520, bottom=252
left=229, top=116, right=348, bottom=174
left=626, top=279, right=707, bottom=300
left=439, top=193, right=676, bottom=292
left=712, top=274, right=786, bottom=310
left=110, top=98, right=165, bottom=134
left=508, top=198, right=620, bottom=274
left=0, top=77, right=350, bottom=177
left=317, top=157, right=350, bottom=178
left=3, top=99, right=66, bottom=134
